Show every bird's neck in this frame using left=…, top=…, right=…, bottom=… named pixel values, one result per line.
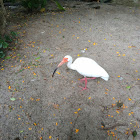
left=67, top=59, right=74, bottom=70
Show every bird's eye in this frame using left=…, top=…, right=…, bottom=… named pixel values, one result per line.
left=64, top=58, right=68, bottom=61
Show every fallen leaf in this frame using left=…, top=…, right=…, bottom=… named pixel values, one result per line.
left=88, top=97, right=91, bottom=99
left=105, top=88, right=109, bottom=91
left=112, top=104, right=116, bottom=107
left=10, top=98, right=16, bottom=101
left=5, top=56, right=11, bottom=59
left=56, top=71, right=60, bottom=75
left=111, top=131, right=114, bottom=135
left=132, top=130, right=137, bottom=137
left=35, top=57, right=40, bottom=60
left=75, top=129, right=79, bottom=133
left=126, top=86, right=131, bottom=89
left=34, top=123, right=37, bottom=126
left=33, top=72, right=36, bottom=75
left=40, top=8, right=45, bottom=12
left=78, top=108, right=81, bottom=111
left=53, top=104, right=59, bottom=109
left=36, top=98, right=40, bottom=101
left=116, top=110, right=120, bottom=114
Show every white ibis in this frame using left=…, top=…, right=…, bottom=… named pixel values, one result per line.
left=52, top=55, right=109, bottom=90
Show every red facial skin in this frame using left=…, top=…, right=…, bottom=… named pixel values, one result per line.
left=57, top=58, right=68, bottom=67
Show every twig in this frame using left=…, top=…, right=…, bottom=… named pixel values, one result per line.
left=98, top=123, right=128, bottom=130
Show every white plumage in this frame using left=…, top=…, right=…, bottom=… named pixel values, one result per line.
left=53, top=55, right=109, bottom=90
left=64, top=55, right=109, bottom=81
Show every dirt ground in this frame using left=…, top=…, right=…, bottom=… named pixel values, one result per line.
left=0, top=1, right=140, bottom=140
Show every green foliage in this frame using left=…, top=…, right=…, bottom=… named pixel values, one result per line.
left=0, top=31, right=17, bottom=58
left=10, top=31, right=17, bottom=38
left=126, top=86, right=131, bottom=89
left=53, top=0, right=65, bottom=11
left=0, top=38, right=8, bottom=58
left=21, top=0, right=65, bottom=12
left=21, top=0, right=47, bottom=11
left=4, top=0, right=16, bottom=3
left=132, top=130, right=137, bottom=137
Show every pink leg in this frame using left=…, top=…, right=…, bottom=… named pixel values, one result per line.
left=80, top=77, right=96, bottom=83
left=79, top=77, right=88, bottom=90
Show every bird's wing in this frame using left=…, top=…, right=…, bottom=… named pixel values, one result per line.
left=72, top=57, right=108, bottom=77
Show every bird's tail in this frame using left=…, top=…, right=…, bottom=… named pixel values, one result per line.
left=101, top=75, right=109, bottom=81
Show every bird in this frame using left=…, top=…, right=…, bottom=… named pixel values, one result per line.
left=52, top=55, right=109, bottom=90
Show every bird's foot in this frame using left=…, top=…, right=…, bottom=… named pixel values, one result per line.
left=80, top=78, right=86, bottom=83
left=79, top=86, right=88, bottom=91
left=80, top=77, right=96, bottom=83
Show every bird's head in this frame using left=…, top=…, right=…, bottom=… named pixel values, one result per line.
left=57, top=55, right=72, bottom=67
left=52, top=55, right=72, bottom=77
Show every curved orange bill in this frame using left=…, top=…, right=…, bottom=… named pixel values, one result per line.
left=52, top=58, right=68, bottom=77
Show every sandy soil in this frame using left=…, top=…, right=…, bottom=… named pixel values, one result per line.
left=0, top=1, right=140, bottom=140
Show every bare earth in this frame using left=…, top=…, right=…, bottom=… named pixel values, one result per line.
left=0, top=1, right=140, bottom=140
